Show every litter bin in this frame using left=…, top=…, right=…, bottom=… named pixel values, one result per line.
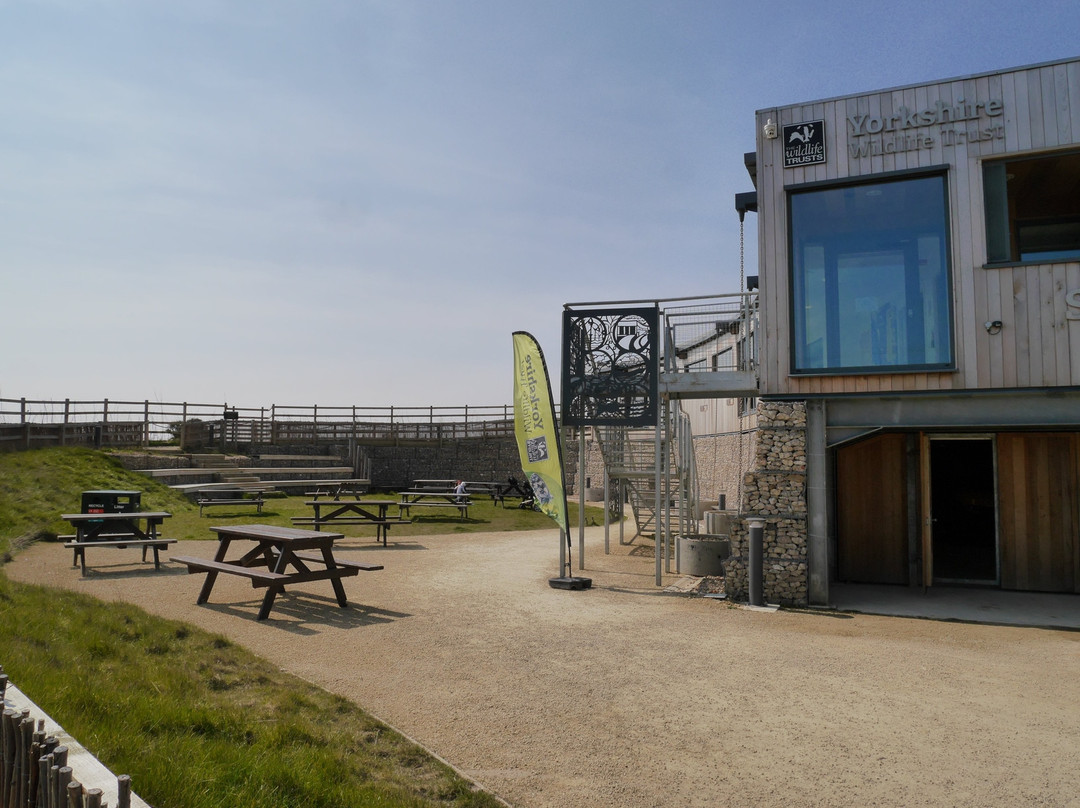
left=81, top=490, right=141, bottom=514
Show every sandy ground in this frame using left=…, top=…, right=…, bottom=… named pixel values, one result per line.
left=7, top=525, right=1080, bottom=808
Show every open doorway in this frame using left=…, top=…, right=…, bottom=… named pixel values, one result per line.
left=928, top=437, right=998, bottom=584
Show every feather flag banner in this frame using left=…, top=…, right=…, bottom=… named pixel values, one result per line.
left=512, top=331, right=568, bottom=536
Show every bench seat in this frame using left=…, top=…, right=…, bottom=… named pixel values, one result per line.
left=399, top=501, right=470, bottom=517
left=291, top=551, right=384, bottom=572
left=170, top=556, right=292, bottom=586
left=290, top=517, right=411, bottom=526
left=66, top=537, right=177, bottom=575
left=197, top=498, right=266, bottom=516
left=64, top=538, right=176, bottom=549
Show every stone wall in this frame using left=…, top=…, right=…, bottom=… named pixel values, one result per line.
left=108, top=452, right=193, bottom=470
left=724, top=401, right=808, bottom=605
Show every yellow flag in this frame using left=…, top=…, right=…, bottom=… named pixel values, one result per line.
left=512, top=331, right=568, bottom=534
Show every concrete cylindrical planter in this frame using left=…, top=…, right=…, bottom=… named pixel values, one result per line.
left=678, top=536, right=731, bottom=576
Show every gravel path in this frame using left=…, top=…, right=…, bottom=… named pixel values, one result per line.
left=8, top=526, right=1080, bottom=807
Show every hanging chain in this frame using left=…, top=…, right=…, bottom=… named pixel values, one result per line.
left=739, top=214, right=745, bottom=295
left=736, top=216, right=746, bottom=514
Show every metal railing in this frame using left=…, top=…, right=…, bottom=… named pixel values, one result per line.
left=662, top=293, right=758, bottom=375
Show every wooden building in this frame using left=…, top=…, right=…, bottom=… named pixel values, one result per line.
left=750, top=57, right=1080, bottom=601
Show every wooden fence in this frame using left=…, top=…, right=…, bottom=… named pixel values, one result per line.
left=0, top=399, right=520, bottom=452
left=1, top=670, right=140, bottom=808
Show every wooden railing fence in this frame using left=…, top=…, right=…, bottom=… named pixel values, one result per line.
left=0, top=399, right=522, bottom=452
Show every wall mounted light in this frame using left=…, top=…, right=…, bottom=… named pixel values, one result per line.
left=985, top=320, right=1003, bottom=335
left=763, top=118, right=777, bottom=139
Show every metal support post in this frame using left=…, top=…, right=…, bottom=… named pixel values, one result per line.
left=748, top=518, right=765, bottom=606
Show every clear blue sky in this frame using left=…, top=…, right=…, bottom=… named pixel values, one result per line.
left=3, top=1, right=1078, bottom=408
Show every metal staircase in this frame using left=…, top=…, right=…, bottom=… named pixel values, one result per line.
left=595, top=405, right=699, bottom=543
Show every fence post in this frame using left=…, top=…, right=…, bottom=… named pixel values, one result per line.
left=20, top=397, right=26, bottom=423
left=142, top=400, right=150, bottom=448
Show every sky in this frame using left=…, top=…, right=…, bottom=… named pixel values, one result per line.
left=3, top=0, right=1080, bottom=409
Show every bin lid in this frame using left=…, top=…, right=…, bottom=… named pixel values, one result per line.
left=82, top=490, right=141, bottom=496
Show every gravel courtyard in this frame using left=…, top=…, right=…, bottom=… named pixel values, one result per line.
left=8, top=525, right=1080, bottom=807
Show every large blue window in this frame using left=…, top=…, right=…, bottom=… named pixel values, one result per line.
left=789, top=172, right=953, bottom=374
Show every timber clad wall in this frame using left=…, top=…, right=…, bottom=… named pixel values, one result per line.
left=836, top=433, right=909, bottom=585
left=997, top=433, right=1079, bottom=592
left=756, top=58, right=1080, bottom=396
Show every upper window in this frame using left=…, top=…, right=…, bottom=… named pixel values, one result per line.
left=984, top=150, right=1080, bottom=263
left=789, top=173, right=953, bottom=374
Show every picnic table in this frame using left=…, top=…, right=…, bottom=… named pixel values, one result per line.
left=291, top=499, right=411, bottom=545
left=411, top=479, right=506, bottom=501
left=170, top=523, right=383, bottom=620
left=305, top=482, right=370, bottom=500
left=398, top=491, right=472, bottom=518
left=196, top=490, right=266, bottom=516
left=60, top=511, right=176, bottom=575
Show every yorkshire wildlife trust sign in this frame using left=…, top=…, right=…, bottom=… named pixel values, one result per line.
left=783, top=120, right=826, bottom=167
left=846, top=98, right=1005, bottom=158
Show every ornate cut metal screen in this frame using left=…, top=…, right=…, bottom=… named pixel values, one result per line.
left=561, top=306, right=659, bottom=427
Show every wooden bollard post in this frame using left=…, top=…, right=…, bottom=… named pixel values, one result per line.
left=85, top=787, right=104, bottom=808
left=38, top=756, right=50, bottom=808
left=66, top=780, right=82, bottom=808
left=51, top=749, right=69, bottom=808
left=56, top=767, right=72, bottom=808
left=0, top=709, right=13, bottom=808
left=16, top=714, right=33, bottom=808
left=29, top=723, right=46, bottom=808
left=116, top=775, right=131, bottom=808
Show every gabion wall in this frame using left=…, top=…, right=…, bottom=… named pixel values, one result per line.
left=369, top=438, right=577, bottom=490
left=724, top=401, right=809, bottom=605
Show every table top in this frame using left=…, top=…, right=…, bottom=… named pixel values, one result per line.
left=209, top=523, right=345, bottom=543
left=61, top=511, right=171, bottom=521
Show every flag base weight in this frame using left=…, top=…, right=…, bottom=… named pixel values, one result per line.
left=549, top=576, right=592, bottom=590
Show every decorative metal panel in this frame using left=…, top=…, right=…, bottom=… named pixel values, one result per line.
left=561, top=306, right=659, bottom=427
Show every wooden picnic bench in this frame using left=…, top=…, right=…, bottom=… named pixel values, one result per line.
left=196, top=493, right=266, bottom=516
left=398, top=491, right=472, bottom=518
left=171, top=524, right=383, bottom=620
left=60, top=511, right=176, bottom=575
left=410, top=479, right=508, bottom=503
left=305, top=482, right=370, bottom=501
left=291, top=499, right=411, bottom=545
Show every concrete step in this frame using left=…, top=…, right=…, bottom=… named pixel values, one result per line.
left=220, top=474, right=262, bottom=484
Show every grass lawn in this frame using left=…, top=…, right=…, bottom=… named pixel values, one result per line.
left=0, top=446, right=598, bottom=551
left=0, top=447, right=604, bottom=808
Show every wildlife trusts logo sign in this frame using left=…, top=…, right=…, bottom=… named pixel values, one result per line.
left=783, top=120, right=826, bottom=167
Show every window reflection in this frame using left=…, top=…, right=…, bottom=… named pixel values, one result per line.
left=790, top=174, right=952, bottom=373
